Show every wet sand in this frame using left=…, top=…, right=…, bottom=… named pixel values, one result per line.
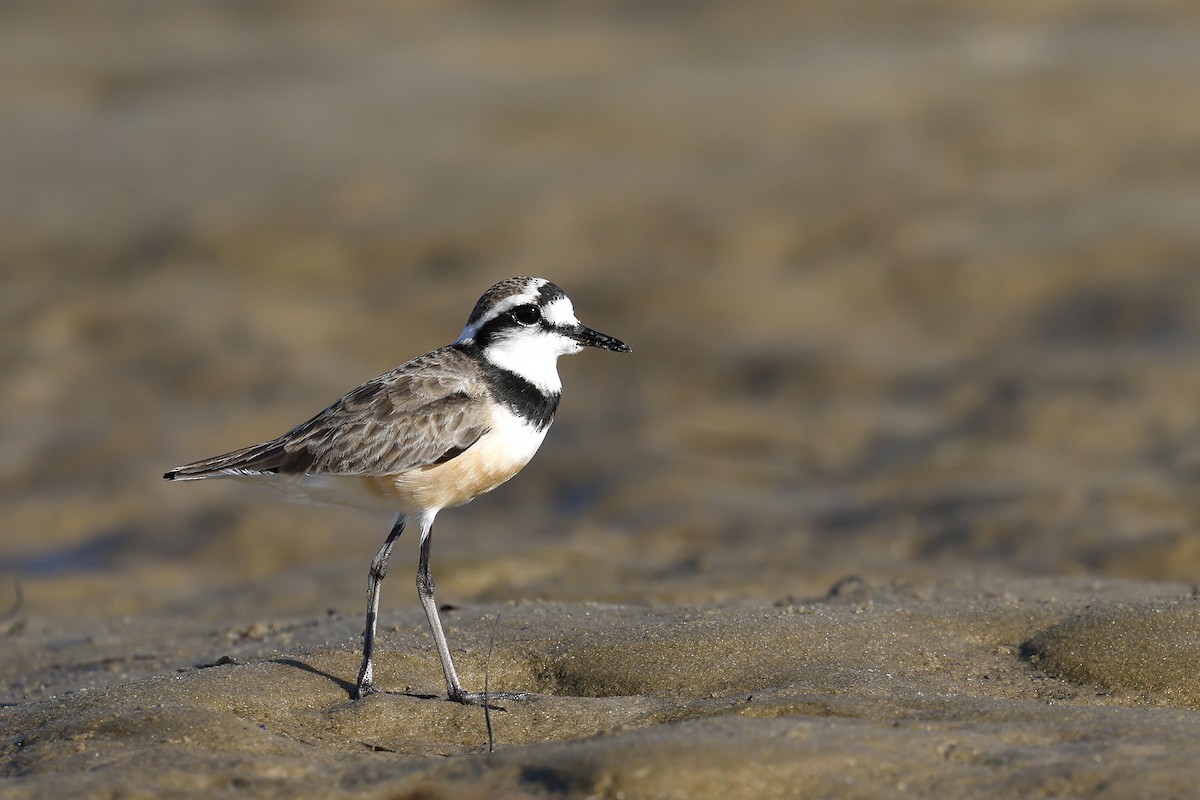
left=4, top=1, right=1200, bottom=797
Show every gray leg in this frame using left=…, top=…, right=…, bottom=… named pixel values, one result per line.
left=415, top=515, right=529, bottom=705
left=355, top=514, right=405, bottom=699
left=415, top=515, right=466, bottom=701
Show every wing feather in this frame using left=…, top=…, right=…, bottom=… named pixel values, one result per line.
left=164, top=347, right=491, bottom=480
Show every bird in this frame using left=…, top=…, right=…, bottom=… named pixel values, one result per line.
left=164, top=277, right=630, bottom=704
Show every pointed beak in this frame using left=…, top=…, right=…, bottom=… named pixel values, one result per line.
left=571, top=323, right=631, bottom=353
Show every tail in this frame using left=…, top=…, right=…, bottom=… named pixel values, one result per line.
left=163, top=439, right=299, bottom=481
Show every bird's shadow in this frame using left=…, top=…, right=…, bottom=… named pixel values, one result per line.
left=270, top=657, right=440, bottom=702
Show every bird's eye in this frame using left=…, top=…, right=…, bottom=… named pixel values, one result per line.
left=512, top=305, right=541, bottom=326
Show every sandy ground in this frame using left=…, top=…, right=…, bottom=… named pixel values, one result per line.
left=3, top=1, right=1200, bottom=797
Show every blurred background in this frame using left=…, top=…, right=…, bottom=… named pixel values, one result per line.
left=3, top=0, right=1200, bottom=632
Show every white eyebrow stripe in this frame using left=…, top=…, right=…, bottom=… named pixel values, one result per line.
left=456, top=285, right=544, bottom=343
left=492, top=291, right=540, bottom=319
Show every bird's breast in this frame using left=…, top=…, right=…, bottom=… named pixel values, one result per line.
left=363, top=404, right=550, bottom=512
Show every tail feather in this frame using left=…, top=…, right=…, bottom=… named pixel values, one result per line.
left=163, top=439, right=293, bottom=481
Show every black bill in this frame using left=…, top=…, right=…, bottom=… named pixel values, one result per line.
left=571, top=324, right=631, bottom=353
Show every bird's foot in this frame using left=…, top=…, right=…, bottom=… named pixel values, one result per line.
left=447, top=688, right=533, bottom=709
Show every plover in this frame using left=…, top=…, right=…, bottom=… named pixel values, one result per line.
left=164, top=277, right=630, bottom=703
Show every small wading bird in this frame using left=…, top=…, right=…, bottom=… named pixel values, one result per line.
left=165, top=277, right=630, bottom=704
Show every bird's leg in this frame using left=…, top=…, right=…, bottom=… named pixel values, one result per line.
left=416, top=517, right=530, bottom=706
left=415, top=518, right=466, bottom=700
left=355, top=513, right=405, bottom=699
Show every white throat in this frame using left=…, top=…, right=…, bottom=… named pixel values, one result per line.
left=482, top=330, right=579, bottom=394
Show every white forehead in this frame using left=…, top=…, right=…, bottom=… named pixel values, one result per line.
left=542, top=296, right=577, bottom=326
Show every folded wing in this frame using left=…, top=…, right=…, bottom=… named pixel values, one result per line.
left=164, top=348, right=490, bottom=480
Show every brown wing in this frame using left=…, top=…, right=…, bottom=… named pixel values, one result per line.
left=164, top=347, right=491, bottom=479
